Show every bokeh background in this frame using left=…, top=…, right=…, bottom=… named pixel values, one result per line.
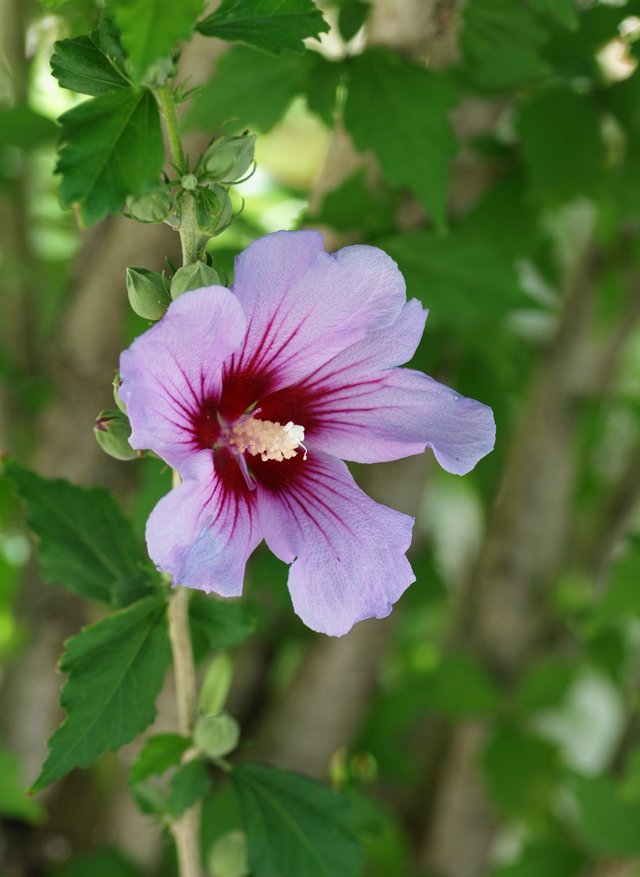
left=3, top=0, right=640, bottom=875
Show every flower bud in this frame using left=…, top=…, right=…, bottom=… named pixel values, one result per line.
left=126, top=186, right=173, bottom=223
left=94, top=409, right=137, bottom=461
left=170, top=261, right=221, bottom=299
left=113, top=371, right=126, bottom=413
left=195, top=184, right=233, bottom=237
left=202, top=134, right=256, bottom=183
left=193, top=713, right=240, bottom=759
left=206, top=830, right=249, bottom=877
left=198, top=653, right=233, bottom=717
left=126, top=267, right=172, bottom=320
left=181, top=173, right=199, bottom=191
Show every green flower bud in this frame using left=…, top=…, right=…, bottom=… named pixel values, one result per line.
left=198, top=653, right=233, bottom=717
left=195, top=185, right=233, bottom=237
left=126, top=267, right=172, bottom=320
left=206, top=831, right=249, bottom=877
left=202, top=134, right=256, bottom=183
left=141, top=56, right=175, bottom=89
left=194, top=713, right=240, bottom=759
left=181, top=173, right=199, bottom=191
left=170, top=262, right=221, bottom=299
left=113, top=371, right=126, bottom=413
left=126, top=186, right=173, bottom=223
left=94, top=409, right=137, bottom=461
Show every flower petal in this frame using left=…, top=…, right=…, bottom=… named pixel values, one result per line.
left=120, top=286, right=246, bottom=469
left=256, top=452, right=415, bottom=636
left=229, top=230, right=407, bottom=389
left=312, top=366, right=496, bottom=473
left=146, top=451, right=261, bottom=596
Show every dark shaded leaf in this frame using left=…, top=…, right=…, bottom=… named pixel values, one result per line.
left=197, top=0, right=328, bottom=54
left=51, top=34, right=128, bottom=95
left=232, top=764, right=362, bottom=877
left=345, top=47, right=457, bottom=229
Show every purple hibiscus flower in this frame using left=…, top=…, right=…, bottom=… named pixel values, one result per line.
left=119, top=231, right=495, bottom=636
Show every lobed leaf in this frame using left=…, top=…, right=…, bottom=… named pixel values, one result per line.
left=197, top=0, right=328, bottom=53
left=232, top=763, right=362, bottom=877
left=33, top=596, right=170, bottom=791
left=109, top=0, right=205, bottom=81
left=56, top=86, right=164, bottom=225
left=51, top=34, right=128, bottom=96
left=344, top=47, right=457, bottom=230
left=4, top=461, right=157, bottom=606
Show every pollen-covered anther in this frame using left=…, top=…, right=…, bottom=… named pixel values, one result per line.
left=228, top=417, right=308, bottom=462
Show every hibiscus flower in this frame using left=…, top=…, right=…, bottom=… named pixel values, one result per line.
left=120, top=231, right=495, bottom=635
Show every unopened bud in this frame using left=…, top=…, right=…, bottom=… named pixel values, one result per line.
left=194, top=713, right=240, bottom=759
left=206, top=830, right=249, bottom=877
left=181, top=173, right=199, bottom=191
left=202, top=134, right=256, bottom=183
left=126, top=267, right=171, bottom=320
left=198, top=653, right=233, bottom=716
left=170, top=262, right=221, bottom=299
left=113, top=371, right=126, bottom=413
left=94, top=408, right=137, bottom=461
left=126, top=186, right=173, bottom=223
left=195, top=184, right=233, bottom=237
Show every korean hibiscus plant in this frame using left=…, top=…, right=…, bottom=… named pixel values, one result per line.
left=120, top=231, right=495, bottom=635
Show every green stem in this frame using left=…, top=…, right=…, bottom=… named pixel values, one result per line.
left=154, top=83, right=200, bottom=265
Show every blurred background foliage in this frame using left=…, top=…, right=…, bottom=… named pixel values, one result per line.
left=3, top=0, right=640, bottom=876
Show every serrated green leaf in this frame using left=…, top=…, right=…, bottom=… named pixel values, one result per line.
left=130, top=733, right=190, bottom=784
left=461, top=0, right=548, bottom=91
left=232, top=764, right=362, bottom=877
left=197, top=0, right=328, bottom=53
left=186, top=46, right=306, bottom=133
left=109, top=0, right=204, bottom=81
left=51, top=34, right=129, bottom=96
left=189, top=592, right=256, bottom=655
left=56, top=86, right=164, bottom=225
left=303, top=54, right=344, bottom=127
left=169, top=757, right=212, bottom=816
left=0, top=105, right=57, bottom=150
left=337, top=0, right=369, bottom=42
left=518, top=86, right=605, bottom=203
left=4, top=461, right=156, bottom=606
left=344, top=47, right=457, bottom=230
left=33, top=596, right=170, bottom=791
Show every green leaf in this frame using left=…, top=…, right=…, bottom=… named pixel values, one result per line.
left=574, top=774, right=640, bottom=855
left=232, top=764, right=362, bottom=877
left=379, top=230, right=524, bottom=337
left=529, top=0, right=578, bottom=31
left=4, top=461, right=156, bottom=606
left=169, top=757, right=212, bottom=816
left=130, top=733, right=190, bottom=784
left=460, top=0, right=548, bottom=91
left=482, top=723, right=561, bottom=818
left=0, top=747, right=45, bottom=824
left=306, top=170, right=392, bottom=235
left=109, top=0, right=204, bottom=81
left=50, top=849, right=143, bottom=877
left=514, top=660, right=576, bottom=713
left=197, top=0, right=329, bottom=54
left=189, top=592, right=256, bottom=653
left=186, top=46, right=306, bottom=133
left=421, top=654, right=500, bottom=716
left=56, top=86, right=164, bottom=225
left=303, top=54, right=344, bottom=127
left=344, top=47, right=457, bottom=230
left=338, top=0, right=369, bottom=42
left=518, top=87, right=605, bottom=203
left=51, top=34, right=128, bottom=95
left=0, top=105, right=57, bottom=150
left=33, top=596, right=170, bottom=791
